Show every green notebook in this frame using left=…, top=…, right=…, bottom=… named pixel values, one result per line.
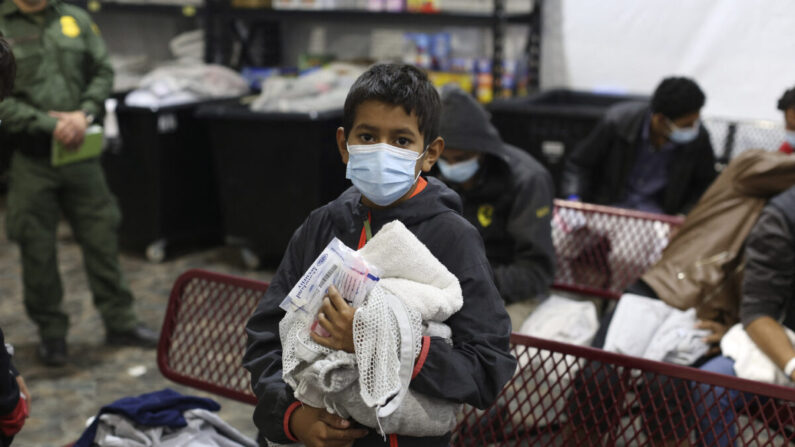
left=51, top=125, right=104, bottom=167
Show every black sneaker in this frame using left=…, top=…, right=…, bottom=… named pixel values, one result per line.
left=38, top=338, right=68, bottom=367
left=106, top=324, right=159, bottom=349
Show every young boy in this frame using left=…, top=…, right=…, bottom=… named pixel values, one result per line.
left=243, top=64, right=516, bottom=446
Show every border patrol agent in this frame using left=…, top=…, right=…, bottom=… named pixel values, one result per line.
left=0, top=0, right=157, bottom=366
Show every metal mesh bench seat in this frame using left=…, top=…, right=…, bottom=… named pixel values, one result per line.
left=157, top=204, right=795, bottom=445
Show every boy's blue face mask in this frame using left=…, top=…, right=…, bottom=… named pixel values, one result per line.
left=346, top=142, right=427, bottom=206
left=437, top=157, right=479, bottom=183
left=667, top=118, right=700, bottom=144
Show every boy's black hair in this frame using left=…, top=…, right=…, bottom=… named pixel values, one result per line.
left=0, top=37, right=15, bottom=100
left=651, top=76, right=705, bottom=120
left=777, top=86, right=795, bottom=111
left=343, top=63, right=441, bottom=147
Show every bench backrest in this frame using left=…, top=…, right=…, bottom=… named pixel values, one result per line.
left=157, top=269, right=266, bottom=404
left=551, top=199, right=684, bottom=299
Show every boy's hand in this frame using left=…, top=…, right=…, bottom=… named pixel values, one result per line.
left=696, top=319, right=729, bottom=356
left=290, top=403, right=368, bottom=447
left=310, top=285, right=356, bottom=353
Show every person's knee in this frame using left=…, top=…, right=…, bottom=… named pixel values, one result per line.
left=70, top=200, right=122, bottom=247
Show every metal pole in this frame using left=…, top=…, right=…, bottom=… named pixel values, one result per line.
left=491, top=0, right=506, bottom=96
left=527, top=0, right=542, bottom=93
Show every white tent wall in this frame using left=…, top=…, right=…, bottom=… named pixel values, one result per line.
left=541, top=0, right=795, bottom=122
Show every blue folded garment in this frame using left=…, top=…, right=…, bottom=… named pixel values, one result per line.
left=74, top=388, right=220, bottom=447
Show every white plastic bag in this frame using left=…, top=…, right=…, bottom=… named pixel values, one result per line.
left=280, top=238, right=381, bottom=326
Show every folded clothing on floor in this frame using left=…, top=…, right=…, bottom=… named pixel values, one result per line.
left=75, top=388, right=254, bottom=447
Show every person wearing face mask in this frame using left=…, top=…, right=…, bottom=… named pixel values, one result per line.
left=777, top=86, right=795, bottom=154
left=433, top=85, right=555, bottom=329
left=562, top=76, right=716, bottom=215
left=243, top=64, right=515, bottom=447
left=0, top=0, right=158, bottom=367
left=564, top=148, right=795, bottom=446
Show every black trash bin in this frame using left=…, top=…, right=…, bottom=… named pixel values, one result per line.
left=102, top=98, right=233, bottom=262
left=487, top=89, right=649, bottom=194
left=196, top=102, right=348, bottom=269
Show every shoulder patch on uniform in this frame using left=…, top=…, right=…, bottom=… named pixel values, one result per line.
left=60, top=16, right=81, bottom=38
left=536, top=205, right=550, bottom=218
left=477, top=204, right=494, bottom=228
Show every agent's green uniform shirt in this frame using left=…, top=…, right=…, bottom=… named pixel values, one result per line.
left=0, top=0, right=112, bottom=140
left=0, top=1, right=137, bottom=341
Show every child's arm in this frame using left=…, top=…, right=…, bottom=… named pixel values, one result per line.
left=242, top=253, right=301, bottom=444
left=410, top=221, right=517, bottom=409
left=243, top=222, right=368, bottom=444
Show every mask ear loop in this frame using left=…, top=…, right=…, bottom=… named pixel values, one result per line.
left=412, top=145, right=430, bottom=182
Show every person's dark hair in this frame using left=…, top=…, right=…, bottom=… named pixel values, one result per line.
left=650, top=76, right=705, bottom=120
left=0, top=37, right=16, bottom=100
left=777, top=86, right=795, bottom=111
left=343, top=63, right=441, bottom=147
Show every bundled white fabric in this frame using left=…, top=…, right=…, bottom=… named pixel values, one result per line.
left=358, top=220, right=463, bottom=322
left=644, top=307, right=709, bottom=365
left=603, top=293, right=709, bottom=365
left=281, top=220, right=462, bottom=436
left=603, top=294, right=670, bottom=357
left=518, top=294, right=599, bottom=345
left=721, top=323, right=795, bottom=387
left=93, top=409, right=256, bottom=447
left=250, top=63, right=365, bottom=114
left=125, top=62, right=249, bottom=108
left=169, top=30, right=204, bottom=63
left=507, top=294, right=598, bottom=426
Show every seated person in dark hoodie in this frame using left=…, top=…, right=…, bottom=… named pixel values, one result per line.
left=243, top=64, right=516, bottom=447
left=561, top=76, right=716, bottom=215
left=433, top=85, right=555, bottom=330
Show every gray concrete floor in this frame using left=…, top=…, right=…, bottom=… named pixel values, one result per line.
left=0, top=206, right=274, bottom=446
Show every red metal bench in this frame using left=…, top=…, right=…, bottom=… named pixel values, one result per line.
left=157, top=269, right=265, bottom=405
left=158, top=203, right=795, bottom=445
left=157, top=270, right=795, bottom=444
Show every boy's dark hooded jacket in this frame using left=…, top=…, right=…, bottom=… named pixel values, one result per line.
left=436, top=87, right=556, bottom=302
left=243, top=177, right=516, bottom=446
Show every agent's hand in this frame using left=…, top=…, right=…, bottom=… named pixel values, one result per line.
left=289, top=404, right=368, bottom=447
left=16, top=375, right=30, bottom=412
left=50, top=111, right=88, bottom=150
left=310, top=285, right=356, bottom=353
left=696, top=319, right=729, bottom=356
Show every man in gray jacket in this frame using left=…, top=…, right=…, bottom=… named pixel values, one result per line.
left=433, top=86, right=555, bottom=329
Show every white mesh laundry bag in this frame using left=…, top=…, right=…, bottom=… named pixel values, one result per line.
left=353, top=285, right=421, bottom=411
